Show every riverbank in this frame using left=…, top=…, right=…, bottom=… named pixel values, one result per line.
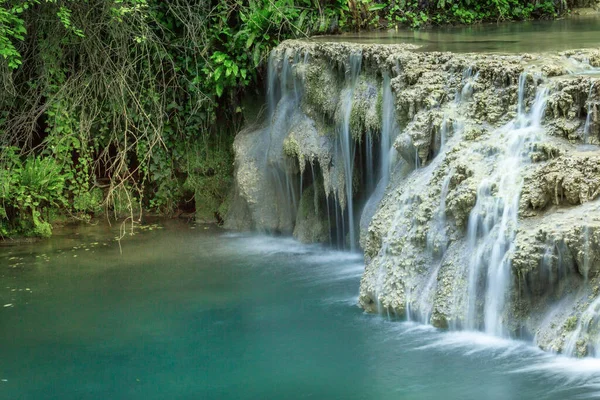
left=1, top=1, right=598, bottom=240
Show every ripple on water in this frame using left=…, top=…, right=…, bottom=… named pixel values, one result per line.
left=227, top=232, right=600, bottom=399
left=363, top=315, right=600, bottom=398
left=4, top=225, right=600, bottom=399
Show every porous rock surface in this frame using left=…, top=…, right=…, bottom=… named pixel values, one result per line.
left=227, top=39, right=600, bottom=356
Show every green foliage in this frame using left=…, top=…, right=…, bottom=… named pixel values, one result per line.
left=0, top=152, right=67, bottom=237
left=198, top=0, right=345, bottom=103
left=0, top=0, right=88, bottom=68
left=0, top=1, right=28, bottom=68
left=73, top=188, right=103, bottom=214
left=0, top=0, right=348, bottom=237
left=182, top=141, right=233, bottom=221
left=0, top=0, right=580, bottom=238
left=374, top=0, right=567, bottom=27
left=564, top=315, right=578, bottom=331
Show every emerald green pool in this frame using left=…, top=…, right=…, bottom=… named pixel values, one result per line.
left=1, top=221, right=599, bottom=399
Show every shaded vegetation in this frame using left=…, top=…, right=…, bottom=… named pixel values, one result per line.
left=0, top=0, right=590, bottom=237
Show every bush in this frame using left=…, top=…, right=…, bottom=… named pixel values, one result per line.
left=0, top=153, right=67, bottom=237
left=0, top=0, right=580, bottom=237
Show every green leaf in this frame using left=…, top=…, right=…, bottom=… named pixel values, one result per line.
left=368, top=3, right=388, bottom=11
left=212, top=51, right=226, bottom=63
left=214, top=66, right=223, bottom=81
left=245, top=33, right=255, bottom=49
left=253, top=47, right=261, bottom=67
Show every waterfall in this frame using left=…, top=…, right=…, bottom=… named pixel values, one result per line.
left=465, top=76, right=548, bottom=335
left=414, top=68, right=478, bottom=323
left=360, top=73, right=400, bottom=240
left=338, top=52, right=362, bottom=250
left=265, top=50, right=304, bottom=231
left=458, top=67, right=478, bottom=102
left=231, top=42, right=600, bottom=357
left=380, top=73, right=398, bottom=186
left=426, top=172, right=452, bottom=258
left=365, top=131, right=375, bottom=195
left=245, top=47, right=385, bottom=248
left=436, top=68, right=473, bottom=154
left=564, top=297, right=600, bottom=357
left=417, top=173, right=452, bottom=324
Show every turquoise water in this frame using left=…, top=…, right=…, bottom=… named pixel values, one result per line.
left=1, top=221, right=600, bottom=399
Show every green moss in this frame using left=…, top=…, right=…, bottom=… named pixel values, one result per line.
left=33, top=221, right=52, bottom=238
left=564, top=316, right=578, bottom=331
left=283, top=136, right=300, bottom=158
left=348, top=76, right=382, bottom=141
left=293, top=182, right=330, bottom=243
left=303, top=61, right=340, bottom=119
left=195, top=188, right=221, bottom=223
left=183, top=142, right=233, bottom=223
left=73, top=188, right=104, bottom=214
left=217, top=194, right=231, bottom=220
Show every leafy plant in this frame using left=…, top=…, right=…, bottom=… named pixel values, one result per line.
left=0, top=153, right=67, bottom=237
left=0, top=0, right=580, bottom=238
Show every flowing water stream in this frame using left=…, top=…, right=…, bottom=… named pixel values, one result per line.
left=2, top=221, right=600, bottom=399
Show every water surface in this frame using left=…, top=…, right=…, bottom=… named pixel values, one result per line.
left=312, top=16, right=600, bottom=53
left=1, top=221, right=600, bottom=399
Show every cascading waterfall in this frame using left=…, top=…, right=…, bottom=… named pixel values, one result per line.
left=379, top=73, right=398, bottom=186
left=426, top=173, right=453, bottom=257
left=411, top=69, right=477, bottom=324
left=366, top=72, right=403, bottom=315
left=241, top=47, right=388, bottom=248
left=368, top=66, right=482, bottom=324
left=265, top=50, right=304, bottom=230
left=360, top=73, right=400, bottom=242
left=417, top=174, right=453, bottom=324
left=459, top=67, right=479, bottom=102
left=465, top=77, right=548, bottom=335
left=338, top=52, right=363, bottom=250
left=230, top=41, right=600, bottom=357
left=564, top=296, right=600, bottom=357
left=436, top=68, right=472, bottom=155
left=372, top=67, right=481, bottom=325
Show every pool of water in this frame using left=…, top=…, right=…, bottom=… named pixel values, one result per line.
left=1, top=221, right=600, bottom=399
left=311, top=16, right=600, bottom=53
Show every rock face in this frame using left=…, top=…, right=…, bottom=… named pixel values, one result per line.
left=226, top=39, right=600, bottom=357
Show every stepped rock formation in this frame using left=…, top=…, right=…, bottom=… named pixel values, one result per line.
left=226, top=39, right=600, bottom=357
